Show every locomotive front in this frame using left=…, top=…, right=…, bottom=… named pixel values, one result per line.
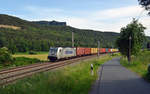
left=48, top=47, right=59, bottom=61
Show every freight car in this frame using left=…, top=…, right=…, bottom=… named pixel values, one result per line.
left=84, top=48, right=91, bottom=55
left=76, top=47, right=85, bottom=56
left=91, top=48, right=98, bottom=54
left=100, top=48, right=106, bottom=53
left=48, top=47, right=118, bottom=61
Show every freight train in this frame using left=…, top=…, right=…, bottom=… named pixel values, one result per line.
left=48, top=47, right=118, bottom=61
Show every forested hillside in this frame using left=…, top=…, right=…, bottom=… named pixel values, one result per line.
left=33, top=21, right=66, bottom=26
left=0, top=14, right=120, bottom=53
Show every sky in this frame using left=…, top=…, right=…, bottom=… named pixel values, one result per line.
left=0, top=0, right=150, bottom=36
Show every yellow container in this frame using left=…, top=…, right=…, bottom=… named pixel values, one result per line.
left=112, top=49, right=119, bottom=52
left=91, top=48, right=98, bottom=54
left=91, top=48, right=95, bottom=54
left=95, top=48, right=98, bottom=53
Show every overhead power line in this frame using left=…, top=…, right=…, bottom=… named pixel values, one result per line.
left=136, top=8, right=145, bottom=20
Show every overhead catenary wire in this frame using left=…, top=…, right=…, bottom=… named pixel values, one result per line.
left=136, top=8, right=146, bottom=20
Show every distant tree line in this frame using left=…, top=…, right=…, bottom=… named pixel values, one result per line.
left=0, top=27, right=118, bottom=54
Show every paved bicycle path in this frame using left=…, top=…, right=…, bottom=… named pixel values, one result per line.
left=89, top=57, right=150, bottom=94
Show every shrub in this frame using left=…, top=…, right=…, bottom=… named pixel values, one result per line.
left=0, top=47, right=14, bottom=65
left=13, top=57, right=40, bottom=66
left=28, top=51, right=37, bottom=55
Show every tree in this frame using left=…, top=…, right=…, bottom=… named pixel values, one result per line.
left=117, top=19, right=146, bottom=61
left=138, top=0, right=150, bottom=15
left=0, top=47, right=14, bottom=65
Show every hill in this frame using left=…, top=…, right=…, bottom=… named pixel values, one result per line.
left=0, top=14, right=120, bottom=53
left=33, top=21, right=66, bottom=26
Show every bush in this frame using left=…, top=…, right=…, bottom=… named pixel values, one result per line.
left=28, top=51, right=37, bottom=55
left=13, top=57, right=40, bottom=66
left=0, top=47, right=14, bottom=65
left=111, top=53, right=120, bottom=56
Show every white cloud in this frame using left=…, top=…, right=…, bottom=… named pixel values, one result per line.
left=92, top=6, right=143, bottom=20
left=139, top=16, right=150, bottom=36
left=21, top=5, right=150, bottom=36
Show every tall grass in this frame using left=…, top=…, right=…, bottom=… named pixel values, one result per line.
left=120, top=50, right=150, bottom=81
left=0, top=55, right=114, bottom=94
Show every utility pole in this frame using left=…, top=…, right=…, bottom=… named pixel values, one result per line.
left=111, top=45, right=113, bottom=54
left=98, top=41, right=100, bottom=56
left=72, top=32, right=74, bottom=47
left=128, top=36, right=132, bottom=62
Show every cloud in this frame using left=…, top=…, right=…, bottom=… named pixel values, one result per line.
left=92, top=6, right=143, bottom=20
left=139, top=16, right=150, bottom=36
left=66, top=6, right=145, bottom=32
left=20, top=5, right=150, bottom=36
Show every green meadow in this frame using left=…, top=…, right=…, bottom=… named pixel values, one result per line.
left=0, top=55, right=116, bottom=94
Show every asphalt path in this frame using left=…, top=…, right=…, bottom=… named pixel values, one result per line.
left=89, top=57, right=150, bottom=94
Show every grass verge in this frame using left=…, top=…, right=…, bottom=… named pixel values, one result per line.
left=120, top=50, right=150, bottom=82
left=0, top=55, right=115, bottom=94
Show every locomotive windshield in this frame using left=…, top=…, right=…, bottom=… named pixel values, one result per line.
left=50, top=48, right=58, bottom=54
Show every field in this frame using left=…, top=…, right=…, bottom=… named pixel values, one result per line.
left=13, top=52, right=49, bottom=61
left=0, top=55, right=116, bottom=94
left=120, top=50, right=150, bottom=81
left=0, top=24, right=21, bottom=30
left=0, top=52, right=47, bottom=70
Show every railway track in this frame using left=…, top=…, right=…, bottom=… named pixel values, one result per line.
left=0, top=55, right=99, bottom=86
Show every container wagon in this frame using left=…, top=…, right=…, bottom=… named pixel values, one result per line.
left=91, top=48, right=98, bottom=54
left=100, top=48, right=106, bottom=53
left=108, top=48, right=111, bottom=53
left=84, top=48, right=91, bottom=55
left=105, top=48, right=109, bottom=53
left=76, top=47, right=85, bottom=56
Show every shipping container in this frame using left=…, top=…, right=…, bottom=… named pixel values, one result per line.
left=84, top=48, right=91, bottom=55
left=95, top=48, right=98, bottom=53
left=100, top=48, right=106, bottom=53
left=112, top=49, right=114, bottom=52
left=91, top=48, right=94, bottom=54
left=108, top=48, right=111, bottom=53
left=76, top=47, right=85, bottom=56
left=91, top=48, right=98, bottom=54
left=112, top=49, right=116, bottom=53
left=113, top=49, right=119, bottom=52
left=105, top=48, right=109, bottom=53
